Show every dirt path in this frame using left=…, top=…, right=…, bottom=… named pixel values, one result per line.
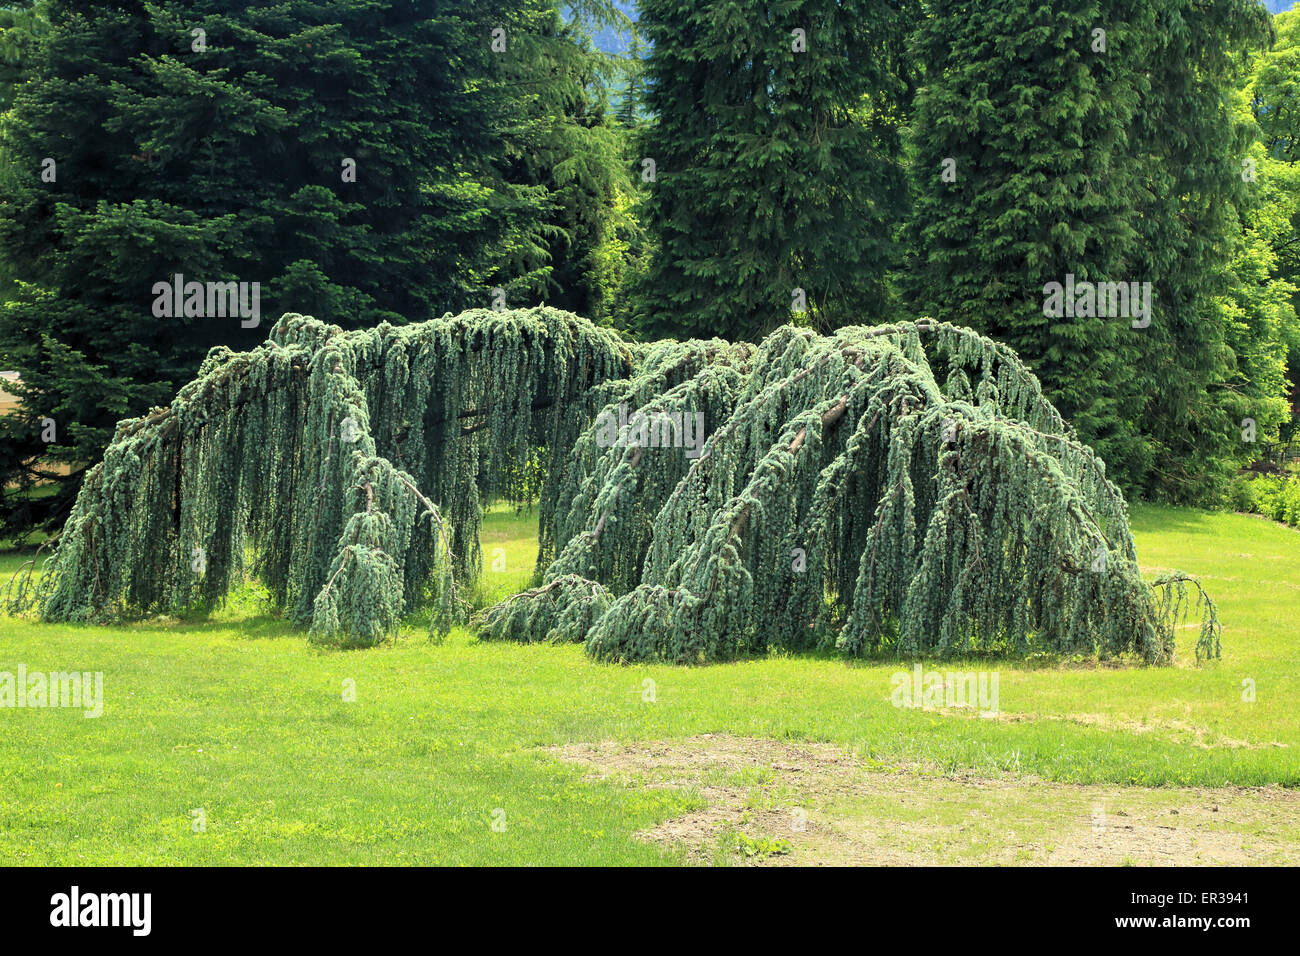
left=553, top=735, right=1300, bottom=866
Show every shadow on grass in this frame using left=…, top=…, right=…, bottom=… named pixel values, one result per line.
left=545, top=639, right=1146, bottom=672
left=169, top=614, right=296, bottom=639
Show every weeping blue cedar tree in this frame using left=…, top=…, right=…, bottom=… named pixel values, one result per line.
left=8, top=309, right=1218, bottom=664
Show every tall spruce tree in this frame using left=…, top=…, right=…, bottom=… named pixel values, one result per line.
left=905, top=0, right=1153, bottom=487
left=907, top=0, right=1274, bottom=498
left=1124, top=0, right=1272, bottom=500
left=634, top=0, right=918, bottom=341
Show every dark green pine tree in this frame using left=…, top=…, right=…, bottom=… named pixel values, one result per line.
left=0, top=0, right=556, bottom=535
left=1125, top=0, right=1273, bottom=501
left=633, top=0, right=918, bottom=341
left=905, top=0, right=1154, bottom=488
left=0, top=2, right=50, bottom=300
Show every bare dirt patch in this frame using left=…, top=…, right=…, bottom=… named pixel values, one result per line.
left=552, top=735, right=1300, bottom=866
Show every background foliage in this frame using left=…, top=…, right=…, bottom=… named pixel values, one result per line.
left=1, top=0, right=1298, bottom=541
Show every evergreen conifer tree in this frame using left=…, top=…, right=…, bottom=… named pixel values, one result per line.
left=634, top=0, right=918, bottom=341
left=905, top=0, right=1151, bottom=486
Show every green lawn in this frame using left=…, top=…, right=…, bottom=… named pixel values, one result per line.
left=0, top=503, right=1297, bottom=865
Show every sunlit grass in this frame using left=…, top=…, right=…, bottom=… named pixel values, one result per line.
left=0, top=502, right=1296, bottom=864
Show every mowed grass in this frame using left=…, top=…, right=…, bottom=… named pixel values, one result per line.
left=0, top=502, right=1297, bottom=865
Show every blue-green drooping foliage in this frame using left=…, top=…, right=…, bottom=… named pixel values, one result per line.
left=9, top=308, right=632, bottom=645
left=10, top=309, right=1216, bottom=664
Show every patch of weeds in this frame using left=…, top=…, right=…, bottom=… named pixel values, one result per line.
left=734, top=831, right=793, bottom=860
left=729, top=767, right=774, bottom=787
